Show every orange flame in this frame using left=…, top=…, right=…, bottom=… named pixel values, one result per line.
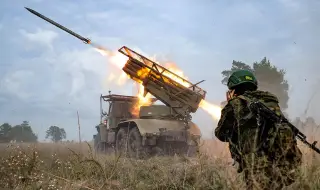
left=92, top=45, right=155, bottom=116
left=131, top=84, right=153, bottom=117
left=93, top=44, right=222, bottom=120
left=134, top=61, right=222, bottom=120
left=131, top=62, right=191, bottom=114
left=137, top=67, right=150, bottom=79
left=162, top=63, right=190, bottom=87
left=163, top=64, right=222, bottom=120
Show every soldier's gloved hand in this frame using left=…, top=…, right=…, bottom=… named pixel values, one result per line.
left=226, top=89, right=235, bottom=101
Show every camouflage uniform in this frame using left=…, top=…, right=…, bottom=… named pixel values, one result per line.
left=215, top=70, right=302, bottom=190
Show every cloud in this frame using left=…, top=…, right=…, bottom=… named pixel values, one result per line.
left=86, top=12, right=111, bottom=20
left=278, top=0, right=301, bottom=9
left=1, top=70, right=34, bottom=100
left=20, top=28, right=58, bottom=50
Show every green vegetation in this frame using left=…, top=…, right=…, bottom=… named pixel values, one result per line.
left=0, top=121, right=67, bottom=143
left=221, top=57, right=289, bottom=109
left=0, top=121, right=38, bottom=143
left=46, top=126, right=67, bottom=143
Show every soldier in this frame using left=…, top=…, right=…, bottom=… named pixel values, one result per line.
left=215, top=69, right=302, bottom=190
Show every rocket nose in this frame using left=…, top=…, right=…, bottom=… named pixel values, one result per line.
left=25, top=7, right=32, bottom=12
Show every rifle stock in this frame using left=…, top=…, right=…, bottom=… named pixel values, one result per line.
left=249, top=101, right=320, bottom=154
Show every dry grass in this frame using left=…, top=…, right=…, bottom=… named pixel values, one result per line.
left=0, top=133, right=319, bottom=190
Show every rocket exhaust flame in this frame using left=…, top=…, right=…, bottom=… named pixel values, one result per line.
left=91, top=43, right=128, bottom=69
left=25, top=7, right=222, bottom=120
left=199, top=100, right=221, bottom=120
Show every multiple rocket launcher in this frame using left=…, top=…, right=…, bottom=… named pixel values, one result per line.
left=25, top=7, right=207, bottom=120
left=119, top=46, right=206, bottom=119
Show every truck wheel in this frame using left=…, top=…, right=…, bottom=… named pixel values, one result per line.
left=94, top=140, right=98, bottom=152
left=128, top=127, right=149, bottom=159
left=115, top=128, right=129, bottom=157
left=94, top=134, right=101, bottom=153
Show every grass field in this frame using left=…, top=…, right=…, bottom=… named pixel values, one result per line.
left=0, top=135, right=319, bottom=190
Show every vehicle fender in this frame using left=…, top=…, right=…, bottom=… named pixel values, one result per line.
left=117, top=119, right=201, bottom=137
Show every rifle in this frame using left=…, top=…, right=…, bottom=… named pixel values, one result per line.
left=248, top=100, right=320, bottom=154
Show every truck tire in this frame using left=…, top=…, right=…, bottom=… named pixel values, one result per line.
left=94, top=136, right=99, bottom=152
left=115, top=127, right=129, bottom=157
left=94, top=134, right=101, bottom=153
left=128, top=127, right=149, bottom=159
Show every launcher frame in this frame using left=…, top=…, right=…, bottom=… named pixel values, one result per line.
left=118, top=46, right=207, bottom=120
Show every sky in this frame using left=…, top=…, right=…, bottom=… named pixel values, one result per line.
left=1, top=0, right=320, bottom=141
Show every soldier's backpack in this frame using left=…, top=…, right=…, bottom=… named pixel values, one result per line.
left=236, top=91, right=302, bottom=165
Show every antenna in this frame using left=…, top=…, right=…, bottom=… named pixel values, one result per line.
left=77, top=111, right=81, bottom=144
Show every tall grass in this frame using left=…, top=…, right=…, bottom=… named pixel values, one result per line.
left=0, top=128, right=319, bottom=190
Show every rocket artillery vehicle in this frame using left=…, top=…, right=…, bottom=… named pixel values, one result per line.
left=23, top=7, right=206, bottom=157
left=93, top=46, right=206, bottom=158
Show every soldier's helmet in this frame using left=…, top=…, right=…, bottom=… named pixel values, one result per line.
left=227, top=69, right=258, bottom=90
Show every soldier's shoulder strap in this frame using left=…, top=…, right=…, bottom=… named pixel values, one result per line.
left=236, top=95, right=258, bottom=108
left=238, top=94, right=282, bottom=118
left=237, top=95, right=252, bottom=103
left=234, top=95, right=258, bottom=121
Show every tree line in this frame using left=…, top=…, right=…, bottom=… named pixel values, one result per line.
left=0, top=121, right=67, bottom=143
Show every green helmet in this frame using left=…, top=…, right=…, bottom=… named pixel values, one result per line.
left=227, top=69, right=258, bottom=90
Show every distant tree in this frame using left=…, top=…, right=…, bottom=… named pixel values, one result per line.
left=221, top=57, right=289, bottom=109
left=0, top=123, right=12, bottom=135
left=0, top=123, right=12, bottom=142
left=45, top=126, right=66, bottom=142
left=10, top=121, right=38, bottom=142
